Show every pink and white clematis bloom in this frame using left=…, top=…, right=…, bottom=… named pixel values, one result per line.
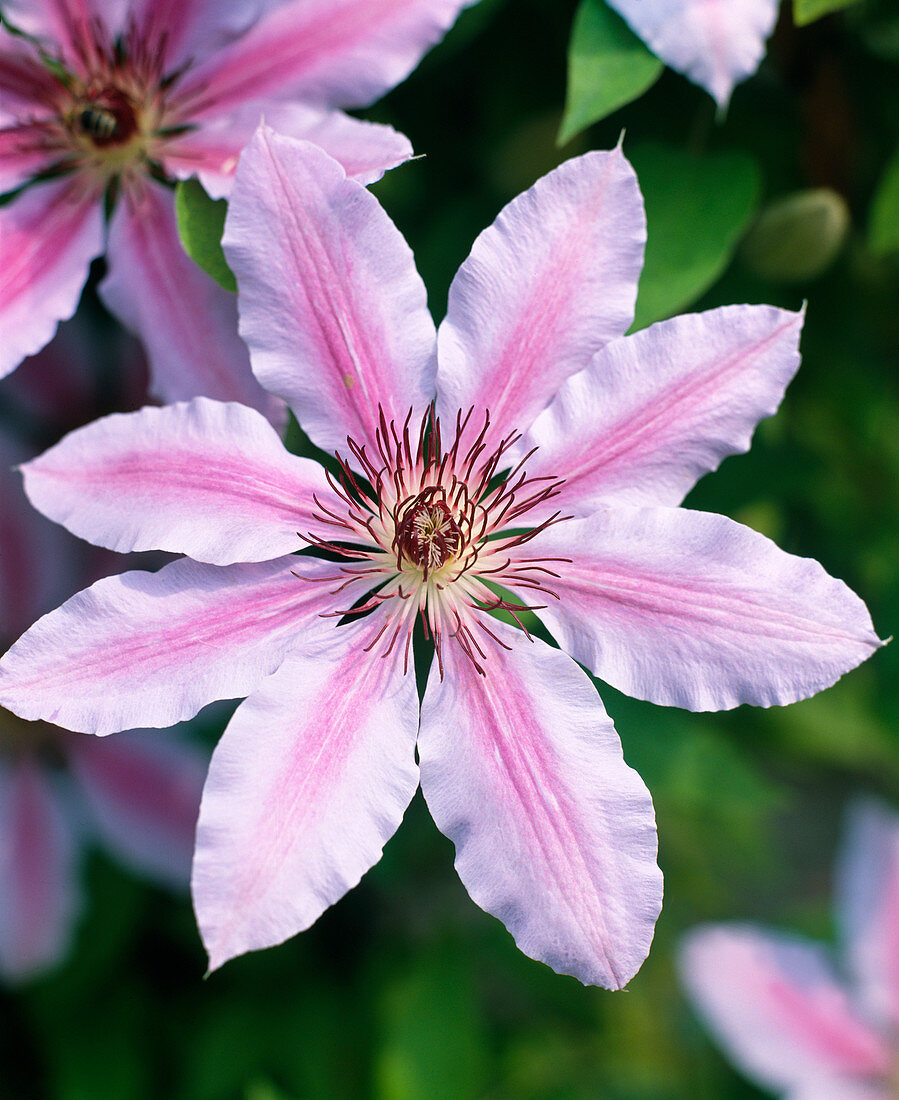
left=0, top=130, right=882, bottom=987
left=0, top=0, right=474, bottom=413
left=0, top=386, right=206, bottom=983
left=680, top=800, right=899, bottom=1099
left=606, top=0, right=780, bottom=109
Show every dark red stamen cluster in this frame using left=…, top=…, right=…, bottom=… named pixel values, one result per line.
left=300, top=405, right=572, bottom=676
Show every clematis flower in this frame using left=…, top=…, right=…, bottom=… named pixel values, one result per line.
left=0, top=361, right=207, bottom=981
left=0, top=130, right=882, bottom=988
left=680, top=800, right=899, bottom=1099
left=0, top=0, right=474, bottom=415
left=606, top=0, right=780, bottom=109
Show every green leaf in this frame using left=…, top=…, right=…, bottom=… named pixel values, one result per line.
left=629, top=142, right=761, bottom=330
left=793, top=0, right=862, bottom=26
left=869, top=149, right=899, bottom=256
left=175, top=177, right=237, bottom=292
left=558, top=0, right=663, bottom=145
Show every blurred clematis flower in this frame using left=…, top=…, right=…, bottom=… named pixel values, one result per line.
left=0, top=408, right=207, bottom=983
left=606, top=0, right=780, bottom=109
left=680, top=800, right=899, bottom=1099
left=0, top=0, right=474, bottom=415
left=0, top=131, right=882, bottom=987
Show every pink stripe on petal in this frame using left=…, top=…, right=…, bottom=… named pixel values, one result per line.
left=193, top=615, right=420, bottom=971
left=418, top=624, right=662, bottom=989
left=0, top=122, right=62, bottom=192
left=436, top=148, right=645, bottom=451
left=0, top=178, right=104, bottom=380
left=225, top=128, right=436, bottom=454
left=837, top=800, right=899, bottom=1033
left=0, top=752, right=80, bottom=981
left=173, top=0, right=474, bottom=118
left=606, top=0, right=779, bottom=108
left=67, top=727, right=207, bottom=889
left=521, top=305, right=804, bottom=513
left=680, top=925, right=891, bottom=1092
left=125, top=0, right=262, bottom=76
left=99, top=179, right=283, bottom=424
left=22, top=398, right=340, bottom=564
left=0, top=555, right=343, bottom=734
left=534, top=506, right=882, bottom=711
left=3, top=0, right=127, bottom=74
left=0, top=38, right=64, bottom=108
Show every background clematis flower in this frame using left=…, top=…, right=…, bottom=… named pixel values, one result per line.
left=0, top=130, right=882, bottom=988
left=0, top=0, right=475, bottom=415
left=0, top=355, right=207, bottom=982
left=679, top=799, right=899, bottom=1099
left=606, top=0, right=780, bottom=109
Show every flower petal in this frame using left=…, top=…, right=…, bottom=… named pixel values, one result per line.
left=0, top=178, right=104, bottom=380
left=520, top=305, right=804, bottom=513
left=193, top=616, right=420, bottom=971
left=67, top=727, right=207, bottom=888
left=125, top=0, right=264, bottom=76
left=2, top=0, right=127, bottom=73
left=0, top=751, right=80, bottom=982
left=0, top=122, right=61, bottom=192
left=173, top=0, right=475, bottom=119
left=21, top=398, right=339, bottom=564
left=606, top=0, right=779, bottom=108
left=0, top=554, right=341, bottom=734
left=679, top=924, right=891, bottom=1091
left=99, top=179, right=283, bottom=424
left=225, top=127, right=436, bottom=453
left=163, top=101, right=412, bottom=198
left=435, top=148, right=645, bottom=450
left=531, top=506, right=882, bottom=711
left=837, top=799, right=899, bottom=1033
left=418, top=623, right=662, bottom=989
left=0, top=34, right=63, bottom=110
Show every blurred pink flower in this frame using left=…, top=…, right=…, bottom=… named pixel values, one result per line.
left=0, top=0, right=474, bottom=415
left=0, top=132, right=881, bottom=987
left=681, top=800, right=899, bottom=1099
left=607, top=0, right=780, bottom=108
left=0, top=340, right=207, bottom=983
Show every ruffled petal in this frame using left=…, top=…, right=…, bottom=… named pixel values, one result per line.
left=837, top=800, right=899, bottom=1033
left=224, top=127, right=436, bottom=453
left=531, top=506, right=882, bottom=711
left=21, top=398, right=339, bottom=564
left=0, top=555, right=342, bottom=734
left=521, top=305, right=804, bottom=513
left=436, top=148, right=645, bottom=451
left=0, top=178, right=104, bottom=380
left=680, top=925, right=891, bottom=1092
left=193, top=615, right=420, bottom=971
left=172, top=0, right=475, bottom=119
left=0, top=751, right=80, bottom=981
left=99, top=179, right=282, bottom=423
left=418, top=623, right=662, bottom=989
left=163, top=101, right=412, bottom=198
left=606, top=0, right=779, bottom=108
left=67, top=727, right=207, bottom=888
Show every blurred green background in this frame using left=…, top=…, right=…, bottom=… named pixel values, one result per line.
left=2, top=0, right=898, bottom=1096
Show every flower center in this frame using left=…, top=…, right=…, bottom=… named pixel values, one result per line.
left=395, top=489, right=463, bottom=573
left=303, top=407, right=571, bottom=676
left=67, top=86, right=139, bottom=149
